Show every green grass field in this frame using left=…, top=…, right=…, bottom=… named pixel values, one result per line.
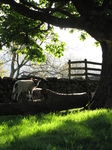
left=0, top=109, right=112, bottom=150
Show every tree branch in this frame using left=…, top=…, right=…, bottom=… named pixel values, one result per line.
left=102, top=0, right=112, bottom=9
left=72, top=0, right=94, bottom=17
left=0, top=0, right=85, bottom=30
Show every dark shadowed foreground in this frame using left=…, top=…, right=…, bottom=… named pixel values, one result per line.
left=0, top=89, right=88, bottom=115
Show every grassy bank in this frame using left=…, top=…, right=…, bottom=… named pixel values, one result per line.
left=0, top=109, right=112, bottom=150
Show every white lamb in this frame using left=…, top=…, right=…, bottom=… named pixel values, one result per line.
left=12, top=78, right=41, bottom=102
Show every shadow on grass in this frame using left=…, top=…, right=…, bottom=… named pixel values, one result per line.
left=0, top=110, right=112, bottom=150
left=0, top=115, right=23, bottom=127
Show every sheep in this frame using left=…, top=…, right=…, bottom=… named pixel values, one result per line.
left=26, top=90, right=33, bottom=101
left=11, top=78, right=41, bottom=102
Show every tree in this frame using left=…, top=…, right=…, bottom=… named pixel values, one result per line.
left=1, top=46, right=68, bottom=78
left=0, top=45, right=28, bottom=78
left=0, top=4, right=65, bottom=78
left=0, top=60, right=8, bottom=77
left=1, top=0, right=112, bottom=108
left=21, top=52, right=69, bottom=78
left=0, top=2, right=65, bottom=62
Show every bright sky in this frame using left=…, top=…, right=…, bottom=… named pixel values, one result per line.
left=33, top=0, right=102, bottom=62
left=55, top=27, right=102, bottom=63
left=23, top=0, right=102, bottom=63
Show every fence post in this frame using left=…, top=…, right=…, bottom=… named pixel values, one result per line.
left=85, top=59, right=89, bottom=99
left=68, top=60, right=71, bottom=79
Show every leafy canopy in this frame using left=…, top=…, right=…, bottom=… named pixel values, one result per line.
left=1, top=0, right=112, bottom=42
left=1, top=0, right=111, bottom=61
left=0, top=2, right=66, bottom=62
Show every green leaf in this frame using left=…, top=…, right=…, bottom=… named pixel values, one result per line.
left=94, top=41, right=100, bottom=47
left=79, top=33, right=87, bottom=41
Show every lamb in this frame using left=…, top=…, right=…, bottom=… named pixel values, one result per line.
left=12, top=78, right=41, bottom=102
left=26, top=91, right=33, bottom=101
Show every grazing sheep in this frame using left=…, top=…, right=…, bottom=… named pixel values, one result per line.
left=12, top=78, right=41, bottom=102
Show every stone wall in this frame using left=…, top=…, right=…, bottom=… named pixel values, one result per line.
left=0, top=77, right=99, bottom=103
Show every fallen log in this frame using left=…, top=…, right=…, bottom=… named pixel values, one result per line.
left=0, top=89, right=88, bottom=115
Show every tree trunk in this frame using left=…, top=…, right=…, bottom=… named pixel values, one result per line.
left=10, top=52, right=16, bottom=78
left=91, top=41, right=112, bottom=108
left=15, top=67, right=20, bottom=78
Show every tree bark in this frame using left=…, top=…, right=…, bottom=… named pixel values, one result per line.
left=10, top=52, right=16, bottom=78
left=90, top=41, right=112, bottom=108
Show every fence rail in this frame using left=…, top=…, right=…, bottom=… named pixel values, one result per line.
left=68, top=59, right=102, bottom=79
left=68, top=59, right=102, bottom=98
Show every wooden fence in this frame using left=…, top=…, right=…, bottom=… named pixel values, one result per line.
left=68, top=59, right=102, bottom=97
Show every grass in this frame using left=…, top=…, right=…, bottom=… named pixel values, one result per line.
left=0, top=109, right=112, bottom=150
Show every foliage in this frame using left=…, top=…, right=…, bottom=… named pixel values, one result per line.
left=45, top=42, right=66, bottom=58
left=0, top=109, right=112, bottom=150
left=94, top=41, right=100, bottom=47
left=1, top=0, right=112, bottom=43
left=0, top=3, right=66, bottom=63
left=79, top=31, right=89, bottom=41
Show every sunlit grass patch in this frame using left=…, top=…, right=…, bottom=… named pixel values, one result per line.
left=0, top=109, right=112, bottom=150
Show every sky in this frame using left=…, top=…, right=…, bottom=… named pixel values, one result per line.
left=33, top=0, right=102, bottom=63
left=55, top=27, right=102, bottom=63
